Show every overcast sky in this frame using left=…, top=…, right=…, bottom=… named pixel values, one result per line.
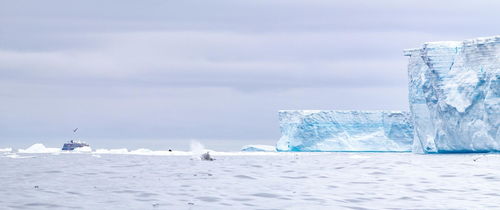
left=1, top=0, right=500, bottom=150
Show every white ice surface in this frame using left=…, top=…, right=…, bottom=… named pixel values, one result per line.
left=18, top=143, right=60, bottom=154
left=0, top=148, right=12, bottom=152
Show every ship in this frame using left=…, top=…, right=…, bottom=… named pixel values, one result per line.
left=61, top=128, right=89, bottom=150
left=62, top=140, right=90, bottom=151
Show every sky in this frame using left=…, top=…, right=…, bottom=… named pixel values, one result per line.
left=1, top=0, right=500, bottom=150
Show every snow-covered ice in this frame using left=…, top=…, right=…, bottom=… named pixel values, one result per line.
left=17, top=143, right=60, bottom=154
left=405, top=36, right=500, bottom=153
left=277, top=110, right=414, bottom=152
left=0, top=148, right=12, bottom=152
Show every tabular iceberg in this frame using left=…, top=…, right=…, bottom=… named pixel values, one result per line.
left=405, top=36, right=500, bottom=153
left=277, top=110, right=414, bottom=152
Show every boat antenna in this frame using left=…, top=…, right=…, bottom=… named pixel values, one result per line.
left=73, top=128, right=78, bottom=142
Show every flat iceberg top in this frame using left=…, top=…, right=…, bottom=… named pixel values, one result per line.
left=404, top=35, right=500, bottom=56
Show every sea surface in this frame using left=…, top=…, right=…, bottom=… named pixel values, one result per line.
left=1, top=147, right=500, bottom=209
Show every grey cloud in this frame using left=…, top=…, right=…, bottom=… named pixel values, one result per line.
left=0, top=0, right=498, bottom=149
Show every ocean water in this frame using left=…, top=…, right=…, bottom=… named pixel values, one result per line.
left=1, top=148, right=500, bottom=209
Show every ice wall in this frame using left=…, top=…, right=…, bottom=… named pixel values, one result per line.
left=277, top=110, right=414, bottom=152
left=405, top=36, right=500, bottom=153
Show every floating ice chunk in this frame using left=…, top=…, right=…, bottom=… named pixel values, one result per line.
left=241, top=145, right=276, bottom=152
left=0, top=148, right=12, bottom=152
left=277, top=110, right=414, bottom=152
left=18, top=144, right=60, bottom=153
left=4, top=153, right=33, bottom=159
left=72, top=146, right=92, bottom=153
left=93, top=148, right=129, bottom=154
left=406, top=35, right=500, bottom=153
left=129, top=148, right=155, bottom=155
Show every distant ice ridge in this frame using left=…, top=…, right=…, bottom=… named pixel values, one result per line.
left=241, top=145, right=276, bottom=152
left=277, top=110, right=414, bottom=152
left=405, top=36, right=500, bottom=153
left=9, top=144, right=287, bottom=157
left=0, top=148, right=12, bottom=152
left=18, top=143, right=60, bottom=153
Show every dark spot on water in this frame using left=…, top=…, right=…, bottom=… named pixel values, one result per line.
left=349, top=182, right=372, bottom=185
left=341, top=206, right=369, bottom=210
left=138, top=192, right=158, bottom=198
left=343, top=198, right=364, bottom=203
left=251, top=193, right=279, bottom=198
left=135, top=198, right=157, bottom=202
left=44, top=170, right=62, bottom=174
left=231, top=198, right=253, bottom=201
left=113, top=190, right=141, bottom=194
left=251, top=165, right=263, bottom=168
left=196, top=196, right=220, bottom=202
left=66, top=191, right=83, bottom=195
left=188, top=202, right=194, bottom=205
left=425, top=188, right=442, bottom=193
left=83, top=172, right=98, bottom=176
left=280, top=176, right=308, bottom=179
left=256, top=208, right=281, bottom=210
left=24, top=203, right=62, bottom=208
left=397, top=196, right=417, bottom=201
left=110, top=176, right=127, bottom=179
left=234, top=175, right=256, bottom=180
left=303, top=198, right=324, bottom=202
left=369, top=171, right=385, bottom=175
left=152, top=203, right=159, bottom=207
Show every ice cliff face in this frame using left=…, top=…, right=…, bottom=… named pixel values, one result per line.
left=405, top=36, right=500, bottom=153
left=277, top=110, right=414, bottom=152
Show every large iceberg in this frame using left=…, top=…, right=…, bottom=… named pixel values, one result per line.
left=405, top=36, right=500, bottom=153
left=277, top=110, right=414, bottom=152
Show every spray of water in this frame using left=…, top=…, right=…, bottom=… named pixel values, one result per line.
left=189, top=140, right=214, bottom=160
left=190, top=140, right=205, bottom=159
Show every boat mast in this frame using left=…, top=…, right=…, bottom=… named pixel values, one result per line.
left=73, top=128, right=78, bottom=142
